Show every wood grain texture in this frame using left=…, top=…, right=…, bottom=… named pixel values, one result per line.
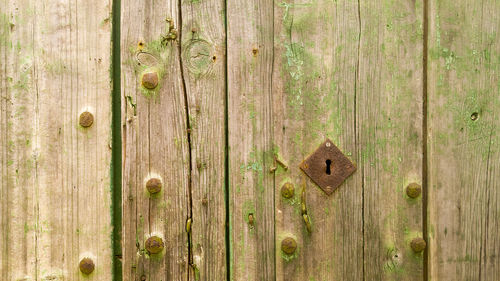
left=121, top=0, right=226, bottom=279
left=121, top=1, right=191, bottom=280
left=273, top=0, right=424, bottom=280
left=179, top=0, right=227, bottom=280
left=359, top=0, right=424, bottom=279
left=227, top=0, right=275, bottom=279
left=272, top=0, right=363, bottom=280
left=227, top=0, right=424, bottom=279
left=0, top=0, right=113, bottom=280
left=427, top=0, right=500, bottom=280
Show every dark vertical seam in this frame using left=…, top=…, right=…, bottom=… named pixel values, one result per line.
left=480, top=129, right=493, bottom=281
left=271, top=2, right=275, bottom=281
left=224, top=0, right=230, bottom=280
left=176, top=1, right=194, bottom=279
left=111, top=0, right=123, bottom=278
left=355, top=0, right=363, bottom=279
left=422, top=0, right=429, bottom=279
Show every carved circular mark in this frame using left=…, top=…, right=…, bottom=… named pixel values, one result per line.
left=136, top=51, right=160, bottom=67
left=79, top=257, right=95, bottom=275
left=182, top=39, right=214, bottom=76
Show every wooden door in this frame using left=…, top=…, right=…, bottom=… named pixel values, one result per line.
left=1, top=0, right=499, bottom=280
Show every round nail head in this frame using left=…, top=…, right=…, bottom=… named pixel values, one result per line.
left=79, top=111, right=94, bottom=128
left=281, top=237, right=297, bottom=255
left=142, top=72, right=159, bottom=89
left=406, top=183, right=422, bottom=198
left=410, top=237, right=426, bottom=253
left=79, top=257, right=95, bottom=275
left=146, top=178, right=162, bottom=194
left=145, top=236, right=164, bottom=254
left=281, top=182, right=294, bottom=199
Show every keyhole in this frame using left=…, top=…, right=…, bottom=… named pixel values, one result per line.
left=325, top=159, right=332, bottom=175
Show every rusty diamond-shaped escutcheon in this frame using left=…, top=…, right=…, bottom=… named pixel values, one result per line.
left=300, top=139, right=356, bottom=195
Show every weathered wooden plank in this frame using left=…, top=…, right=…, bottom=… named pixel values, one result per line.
left=272, top=0, right=362, bottom=279
left=1, top=0, right=113, bottom=280
left=427, top=0, right=500, bottom=279
left=227, top=0, right=275, bottom=279
left=179, top=0, right=227, bottom=280
left=120, top=1, right=192, bottom=280
left=359, top=0, right=424, bottom=279
left=272, top=0, right=424, bottom=280
left=121, top=0, right=226, bottom=279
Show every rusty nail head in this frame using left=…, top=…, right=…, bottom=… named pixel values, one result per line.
left=79, top=111, right=94, bottom=128
left=146, top=178, right=162, bottom=194
left=281, top=237, right=297, bottom=255
left=79, top=257, right=95, bottom=275
left=142, top=72, right=159, bottom=89
left=410, top=237, right=426, bottom=253
left=406, top=183, right=422, bottom=198
left=145, top=236, right=164, bottom=254
left=281, top=182, right=294, bottom=199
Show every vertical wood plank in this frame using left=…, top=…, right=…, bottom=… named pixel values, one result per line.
left=121, top=0, right=227, bottom=279
left=1, top=0, right=113, bottom=280
left=120, top=1, right=190, bottom=280
left=0, top=1, right=37, bottom=279
left=428, top=0, right=500, bottom=279
left=359, top=0, right=424, bottom=279
left=227, top=0, right=275, bottom=279
left=179, top=0, right=227, bottom=280
left=272, top=0, right=362, bottom=279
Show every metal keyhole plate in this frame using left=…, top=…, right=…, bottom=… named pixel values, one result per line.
left=299, top=139, right=356, bottom=195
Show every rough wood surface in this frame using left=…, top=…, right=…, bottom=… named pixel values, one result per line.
left=226, top=0, right=424, bottom=279
left=0, top=0, right=113, bottom=280
left=272, top=0, right=424, bottom=280
left=121, top=1, right=190, bottom=280
left=427, top=0, right=500, bottom=280
left=179, top=0, right=227, bottom=280
left=121, top=0, right=226, bottom=279
left=227, top=0, right=275, bottom=279
left=272, top=0, right=363, bottom=279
